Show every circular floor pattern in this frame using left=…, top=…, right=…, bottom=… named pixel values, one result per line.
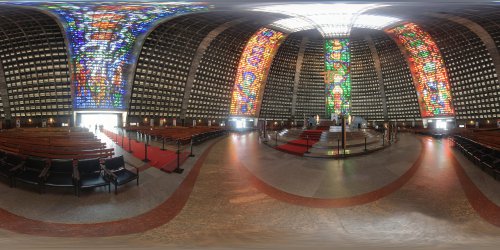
left=0, top=132, right=498, bottom=240
left=232, top=132, right=424, bottom=202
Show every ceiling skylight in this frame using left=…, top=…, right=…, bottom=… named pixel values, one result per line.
left=252, top=3, right=378, bottom=17
left=353, top=15, right=401, bottom=30
left=254, top=3, right=399, bottom=37
left=270, top=18, right=315, bottom=33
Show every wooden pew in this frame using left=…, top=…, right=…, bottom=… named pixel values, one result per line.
left=0, top=128, right=114, bottom=160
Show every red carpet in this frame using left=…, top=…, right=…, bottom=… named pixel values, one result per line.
left=276, top=144, right=310, bottom=156
left=275, top=130, right=321, bottom=156
left=288, top=139, right=317, bottom=147
left=300, top=130, right=323, bottom=140
left=102, top=130, right=190, bottom=173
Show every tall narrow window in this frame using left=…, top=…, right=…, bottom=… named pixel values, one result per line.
left=386, top=23, right=454, bottom=117
left=230, top=27, right=286, bottom=117
left=324, top=38, right=351, bottom=116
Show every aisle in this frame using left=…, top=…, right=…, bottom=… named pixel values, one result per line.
left=102, top=129, right=190, bottom=172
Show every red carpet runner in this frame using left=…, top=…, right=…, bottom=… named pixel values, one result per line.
left=275, top=130, right=321, bottom=156
left=102, top=130, right=189, bottom=173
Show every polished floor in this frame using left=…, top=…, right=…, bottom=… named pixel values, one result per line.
left=0, top=131, right=499, bottom=249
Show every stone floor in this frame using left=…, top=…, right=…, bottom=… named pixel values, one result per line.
left=0, top=131, right=499, bottom=249
left=233, top=132, right=422, bottom=199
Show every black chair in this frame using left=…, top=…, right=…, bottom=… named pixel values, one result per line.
left=103, top=155, right=139, bottom=194
left=76, top=158, right=110, bottom=196
left=0, top=151, right=8, bottom=183
left=44, top=159, right=78, bottom=196
left=494, top=160, right=500, bottom=180
left=481, top=155, right=498, bottom=172
left=15, top=157, right=48, bottom=193
left=472, top=149, right=489, bottom=165
left=0, top=152, right=24, bottom=187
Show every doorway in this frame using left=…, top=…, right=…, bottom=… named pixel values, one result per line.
left=79, top=113, right=119, bottom=130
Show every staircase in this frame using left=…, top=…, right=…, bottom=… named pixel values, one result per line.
left=275, top=129, right=321, bottom=156
left=300, top=130, right=323, bottom=140
left=312, top=128, right=381, bottom=149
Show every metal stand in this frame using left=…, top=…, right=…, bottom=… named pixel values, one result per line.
left=189, top=136, right=195, bottom=157
left=337, top=139, right=340, bottom=155
left=121, top=129, right=124, bottom=147
left=173, top=140, right=184, bottom=174
left=161, top=137, right=165, bottom=151
left=128, top=131, right=133, bottom=153
left=143, top=135, right=149, bottom=162
left=275, top=132, right=278, bottom=147
left=263, top=119, right=268, bottom=142
left=305, top=135, right=310, bottom=153
left=341, top=114, right=346, bottom=150
left=364, top=137, right=367, bottom=151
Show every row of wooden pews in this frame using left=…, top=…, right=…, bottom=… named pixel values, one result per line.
left=454, top=128, right=500, bottom=150
left=125, top=126, right=227, bottom=145
left=452, top=128, right=500, bottom=180
left=0, top=127, right=114, bottom=159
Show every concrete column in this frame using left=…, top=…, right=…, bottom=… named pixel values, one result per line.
left=291, top=36, right=309, bottom=120
left=180, top=18, right=247, bottom=119
left=365, top=34, right=388, bottom=121
left=0, top=60, right=11, bottom=120
left=0, top=16, right=28, bottom=121
left=427, top=13, right=500, bottom=84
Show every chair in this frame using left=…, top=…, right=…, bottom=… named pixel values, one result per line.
left=472, top=149, right=489, bottom=165
left=76, top=158, right=110, bottom=196
left=494, top=160, right=500, bottom=180
left=481, top=155, right=498, bottom=172
left=15, top=157, right=48, bottom=193
left=44, top=159, right=78, bottom=196
left=0, top=152, right=24, bottom=187
left=0, top=151, right=8, bottom=183
left=103, top=155, right=139, bottom=194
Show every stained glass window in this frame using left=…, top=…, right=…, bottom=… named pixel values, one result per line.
left=386, top=23, right=454, bottom=117
left=19, top=2, right=207, bottom=110
left=324, top=39, right=351, bottom=116
left=230, top=27, right=286, bottom=116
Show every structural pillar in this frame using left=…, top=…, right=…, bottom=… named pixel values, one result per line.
left=180, top=18, right=247, bottom=120
left=291, top=36, right=309, bottom=121
left=0, top=60, right=11, bottom=121
left=365, top=34, right=388, bottom=121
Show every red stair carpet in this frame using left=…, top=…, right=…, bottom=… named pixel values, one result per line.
left=300, top=130, right=323, bottom=140
left=275, top=130, right=320, bottom=156
left=287, top=139, right=316, bottom=147
left=102, top=130, right=190, bottom=173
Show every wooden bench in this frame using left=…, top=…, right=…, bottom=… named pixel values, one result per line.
left=0, top=128, right=114, bottom=160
